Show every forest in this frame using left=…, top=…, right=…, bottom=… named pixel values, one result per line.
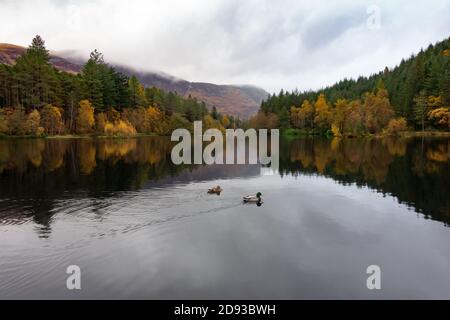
left=0, top=36, right=236, bottom=137
left=249, top=37, right=450, bottom=136
left=1, top=36, right=449, bottom=138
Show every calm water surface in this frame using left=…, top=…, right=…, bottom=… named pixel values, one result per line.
left=0, top=137, right=449, bottom=299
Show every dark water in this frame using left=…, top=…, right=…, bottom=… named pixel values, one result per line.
left=0, top=136, right=449, bottom=299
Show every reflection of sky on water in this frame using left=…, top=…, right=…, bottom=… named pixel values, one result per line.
left=0, top=137, right=449, bottom=299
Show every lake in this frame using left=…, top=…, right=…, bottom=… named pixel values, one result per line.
left=0, top=136, right=449, bottom=299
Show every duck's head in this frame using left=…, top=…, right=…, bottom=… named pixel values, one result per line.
left=256, top=192, right=262, bottom=198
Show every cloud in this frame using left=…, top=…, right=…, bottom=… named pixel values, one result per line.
left=0, top=0, right=449, bottom=93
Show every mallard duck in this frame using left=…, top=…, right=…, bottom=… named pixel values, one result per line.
left=208, top=186, right=223, bottom=194
left=243, top=192, right=263, bottom=203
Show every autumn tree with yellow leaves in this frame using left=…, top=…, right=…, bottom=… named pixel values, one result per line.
left=362, top=86, right=395, bottom=134
left=24, top=110, right=44, bottom=136
left=314, top=94, right=332, bottom=132
left=428, top=107, right=450, bottom=129
left=40, top=105, right=64, bottom=135
left=76, top=100, right=95, bottom=134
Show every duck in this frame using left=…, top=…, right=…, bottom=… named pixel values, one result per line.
left=208, top=185, right=223, bottom=195
left=243, top=192, right=263, bottom=203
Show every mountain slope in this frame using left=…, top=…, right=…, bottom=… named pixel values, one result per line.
left=0, top=43, right=81, bottom=73
left=113, top=65, right=268, bottom=118
left=0, top=43, right=268, bottom=118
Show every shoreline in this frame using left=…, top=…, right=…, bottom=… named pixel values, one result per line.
left=1, top=130, right=450, bottom=140
left=282, top=129, right=450, bottom=139
left=0, top=133, right=165, bottom=140
left=397, top=131, right=450, bottom=138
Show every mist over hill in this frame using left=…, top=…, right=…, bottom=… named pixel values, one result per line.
left=0, top=43, right=268, bottom=118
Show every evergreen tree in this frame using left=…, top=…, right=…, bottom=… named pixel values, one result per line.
left=128, top=75, right=146, bottom=107
left=114, top=72, right=130, bottom=110
left=277, top=106, right=290, bottom=129
left=29, top=35, right=49, bottom=60
left=14, top=35, right=61, bottom=109
left=441, top=59, right=450, bottom=105
left=82, top=54, right=104, bottom=110
left=413, top=90, right=429, bottom=132
left=211, top=106, right=219, bottom=120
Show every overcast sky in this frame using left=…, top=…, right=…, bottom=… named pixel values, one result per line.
left=0, top=0, right=449, bottom=93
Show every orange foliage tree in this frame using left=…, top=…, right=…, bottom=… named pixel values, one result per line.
left=40, top=105, right=64, bottom=135
left=314, top=94, right=332, bottom=132
left=76, top=100, right=95, bottom=134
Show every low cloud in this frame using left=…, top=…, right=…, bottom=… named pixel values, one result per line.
left=0, top=0, right=449, bottom=93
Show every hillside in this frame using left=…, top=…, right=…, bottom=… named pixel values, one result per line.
left=259, top=36, right=450, bottom=132
left=0, top=43, right=267, bottom=118
left=113, top=65, right=268, bottom=118
left=0, top=43, right=81, bottom=73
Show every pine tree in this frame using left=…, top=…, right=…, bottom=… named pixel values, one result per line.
left=441, top=59, right=450, bottom=105
left=413, top=90, right=428, bottom=132
left=424, top=58, right=440, bottom=96
left=29, top=35, right=49, bottom=60
left=0, top=64, right=14, bottom=107
left=277, top=106, right=290, bottom=129
left=114, top=72, right=130, bottom=110
left=210, top=106, right=219, bottom=120
left=128, top=75, right=146, bottom=108
left=82, top=54, right=104, bottom=110
left=14, top=35, right=61, bottom=109
left=101, top=67, right=118, bottom=109
left=401, top=54, right=425, bottom=121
